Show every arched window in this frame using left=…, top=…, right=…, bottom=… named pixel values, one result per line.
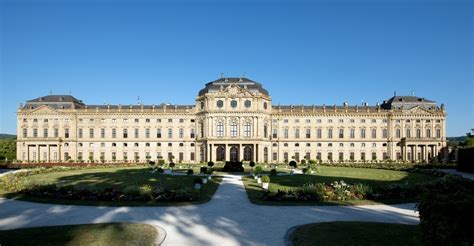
left=406, top=128, right=411, bottom=138
left=426, top=128, right=431, bottom=138
left=244, top=122, right=251, bottom=137
left=396, top=128, right=401, bottom=138
left=416, top=128, right=421, bottom=138
left=216, top=146, right=225, bottom=161
left=216, top=122, right=224, bottom=137
left=264, top=124, right=268, bottom=138
left=436, top=128, right=441, bottom=138
left=230, top=122, right=238, bottom=137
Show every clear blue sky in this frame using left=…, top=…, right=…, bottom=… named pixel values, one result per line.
left=1, top=0, right=472, bottom=136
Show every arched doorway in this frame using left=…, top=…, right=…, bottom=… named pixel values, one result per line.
left=216, top=146, right=225, bottom=161
left=230, top=146, right=239, bottom=162
left=244, top=146, right=253, bottom=161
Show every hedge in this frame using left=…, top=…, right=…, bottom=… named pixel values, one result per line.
left=457, top=147, right=474, bottom=173
left=417, top=176, right=474, bottom=245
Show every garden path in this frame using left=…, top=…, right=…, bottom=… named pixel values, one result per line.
left=0, top=174, right=419, bottom=246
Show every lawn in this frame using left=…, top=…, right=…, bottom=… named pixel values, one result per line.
left=0, top=223, right=158, bottom=246
left=244, top=166, right=439, bottom=205
left=289, top=222, right=420, bottom=246
left=0, top=166, right=222, bottom=206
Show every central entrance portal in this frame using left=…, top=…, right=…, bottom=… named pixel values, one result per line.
left=230, top=146, right=239, bottom=162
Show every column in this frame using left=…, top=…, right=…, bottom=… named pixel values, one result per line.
left=424, top=145, right=429, bottom=162
left=226, top=144, right=230, bottom=161
left=37, top=145, right=40, bottom=162
left=239, top=144, right=243, bottom=162
left=252, top=144, right=256, bottom=162
left=58, top=145, right=62, bottom=162
left=410, top=145, right=414, bottom=162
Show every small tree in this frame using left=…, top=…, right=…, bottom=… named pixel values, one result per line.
left=169, top=162, right=175, bottom=170
left=187, top=169, right=194, bottom=176
left=249, top=161, right=256, bottom=170
left=254, top=166, right=263, bottom=176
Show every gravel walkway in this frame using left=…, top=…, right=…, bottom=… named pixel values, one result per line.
left=0, top=174, right=419, bottom=246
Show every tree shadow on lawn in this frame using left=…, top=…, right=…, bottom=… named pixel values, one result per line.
left=0, top=175, right=420, bottom=246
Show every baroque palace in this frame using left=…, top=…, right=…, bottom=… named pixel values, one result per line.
left=17, top=77, right=447, bottom=164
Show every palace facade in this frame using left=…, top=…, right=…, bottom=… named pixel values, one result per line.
left=16, top=77, right=447, bottom=164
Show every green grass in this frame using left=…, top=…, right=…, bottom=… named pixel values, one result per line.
left=0, top=166, right=222, bottom=206
left=0, top=223, right=158, bottom=246
left=290, top=221, right=420, bottom=246
left=244, top=166, right=439, bottom=205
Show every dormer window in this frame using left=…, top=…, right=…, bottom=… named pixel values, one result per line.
left=244, top=100, right=251, bottom=108
left=263, top=102, right=268, bottom=109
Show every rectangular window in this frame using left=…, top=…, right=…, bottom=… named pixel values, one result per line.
left=382, top=129, right=388, bottom=138
left=284, top=128, right=289, bottom=139
left=54, top=128, right=59, bottom=138
left=179, top=128, right=184, bottom=138
left=65, top=128, right=69, bottom=138
left=230, top=124, right=238, bottom=137
left=328, top=152, right=333, bottom=161
left=372, top=152, right=377, bottom=160
left=294, top=128, right=300, bottom=138
left=157, top=128, right=162, bottom=138
left=89, top=128, right=94, bottom=138
left=272, top=129, right=278, bottom=138
left=23, top=128, right=27, bottom=138
left=190, top=152, right=195, bottom=161
left=436, top=129, right=441, bottom=138
left=316, top=152, right=321, bottom=161
left=339, top=128, right=344, bottom=138
left=190, top=128, right=195, bottom=138
left=273, top=152, right=277, bottom=161
left=371, top=129, right=376, bottom=138
left=416, top=129, right=421, bottom=138
left=317, top=129, right=322, bottom=138
left=101, top=128, right=105, bottom=138
left=134, top=128, right=139, bottom=138
left=406, top=128, right=411, bottom=138
left=168, top=128, right=173, bottom=138
left=123, top=129, right=128, bottom=138
left=339, top=152, right=343, bottom=161
left=350, top=129, right=355, bottom=139
left=361, top=152, right=366, bottom=161
left=306, top=128, right=311, bottom=138
left=244, top=123, right=251, bottom=137
left=112, top=129, right=117, bottom=138
left=217, top=123, right=224, bottom=137
left=396, top=129, right=401, bottom=138
left=284, top=152, right=289, bottom=162
left=350, top=152, right=355, bottom=160
left=328, top=128, right=333, bottom=139
left=123, top=152, right=128, bottom=161
left=43, top=128, right=48, bottom=138
left=361, top=128, right=366, bottom=138
left=145, top=128, right=150, bottom=138
left=33, top=128, right=38, bottom=138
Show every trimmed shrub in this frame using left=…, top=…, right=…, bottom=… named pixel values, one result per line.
left=417, top=176, right=474, bottom=245
left=289, top=160, right=297, bottom=169
left=249, top=161, right=256, bottom=168
left=207, top=161, right=214, bottom=168
left=200, top=166, right=208, bottom=174
left=169, top=162, right=175, bottom=169
left=223, top=161, right=244, bottom=172
left=187, top=169, right=194, bottom=176
left=261, top=175, right=270, bottom=183
left=254, top=166, right=263, bottom=176
left=270, top=169, right=277, bottom=176
left=302, top=167, right=308, bottom=174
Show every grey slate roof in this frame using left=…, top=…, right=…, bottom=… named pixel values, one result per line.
left=381, top=96, right=436, bottom=110
left=27, top=95, right=84, bottom=104
left=198, top=77, right=269, bottom=96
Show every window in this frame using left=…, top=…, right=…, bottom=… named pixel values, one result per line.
left=143, top=128, right=149, bottom=138
left=372, top=152, right=377, bottom=160
left=339, top=128, right=344, bottom=138
left=157, top=119, right=161, bottom=123
left=350, top=143, right=355, bottom=147
left=65, top=128, right=69, bottom=138
left=273, top=152, right=277, bottom=161
left=44, top=119, right=49, bottom=123
left=361, top=143, right=366, bottom=147
left=328, top=143, right=333, bottom=147
left=328, top=152, right=333, bottom=161
left=264, top=102, right=268, bottom=109
left=294, top=128, right=300, bottom=138
left=112, top=119, right=116, bottom=123
left=78, top=128, right=83, bottom=138
left=231, top=100, right=237, bottom=108
left=396, top=128, right=401, bottom=138
left=101, top=119, right=105, bottom=123
left=112, top=129, right=116, bottom=138
left=306, top=143, right=311, bottom=147
left=168, top=128, right=173, bottom=138
left=317, top=143, right=321, bottom=147
left=436, top=128, right=441, bottom=138
left=190, top=152, right=195, bottom=161
left=271, top=128, right=277, bottom=138
left=146, top=143, right=150, bottom=147
left=157, top=128, right=162, bottom=138
left=179, top=119, right=184, bottom=123
left=244, top=122, right=251, bottom=137
left=339, top=152, right=344, bottom=161
left=339, top=143, right=344, bottom=147
left=416, top=129, right=421, bottom=138
left=372, top=143, right=377, bottom=148
left=350, top=128, right=355, bottom=139
left=361, top=119, right=366, bottom=123
left=244, top=100, right=251, bottom=108
left=371, top=128, right=376, bottom=139
left=23, top=128, right=27, bottom=138
left=316, top=152, right=322, bottom=160
left=230, top=122, right=238, bottom=137
left=306, top=128, right=311, bottom=138
left=43, top=128, right=48, bottom=138
left=134, top=143, right=139, bottom=147
left=306, top=119, right=311, bottom=123
left=179, top=128, right=184, bottom=138
left=101, top=143, right=105, bottom=147
left=317, top=119, right=322, bottom=123
left=349, top=152, right=355, bottom=161
left=371, top=119, right=376, bottom=123
left=123, top=152, right=128, bottom=161
left=179, top=143, right=184, bottom=147
left=146, top=119, right=150, bottom=123
left=134, top=128, right=139, bottom=138
left=284, top=128, right=289, bottom=138
left=328, top=119, right=333, bottom=123
left=295, top=119, right=300, bottom=123
left=284, top=119, right=289, bottom=123
left=217, top=100, right=224, bottom=108
left=123, top=129, right=128, bottom=138
left=134, top=119, right=139, bottom=123
left=339, top=119, right=344, bottom=123
left=217, top=122, right=224, bottom=137
left=168, top=119, right=172, bottom=123
left=317, top=129, right=322, bottom=138
left=328, top=128, right=333, bottom=139
left=284, top=143, right=288, bottom=147
left=54, top=128, right=59, bottom=138
left=406, top=128, right=411, bottom=138
left=361, top=152, right=366, bottom=161
left=112, top=143, right=117, bottom=147
left=284, top=152, right=289, bottom=162
left=190, top=128, right=195, bottom=138
left=89, top=128, right=94, bottom=138
left=33, top=128, right=38, bottom=137
left=101, top=128, right=105, bottom=138
left=264, top=125, right=268, bottom=138
left=295, top=143, right=300, bottom=147
left=350, top=119, right=355, bottom=123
